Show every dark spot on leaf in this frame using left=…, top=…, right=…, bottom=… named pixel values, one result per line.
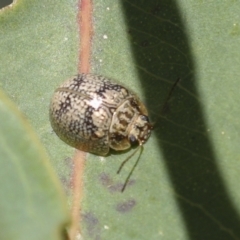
left=64, top=157, right=73, bottom=169
left=108, top=182, right=124, bottom=192
left=141, top=40, right=150, bottom=47
left=82, top=212, right=101, bottom=240
left=99, top=172, right=113, bottom=186
left=83, top=212, right=98, bottom=226
left=60, top=176, right=70, bottom=195
left=116, top=199, right=136, bottom=213
left=59, top=157, right=73, bottom=194
left=99, top=172, right=136, bottom=193
left=109, top=179, right=136, bottom=193
left=150, top=4, right=162, bottom=15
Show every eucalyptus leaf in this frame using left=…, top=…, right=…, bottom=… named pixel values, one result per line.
left=1, top=0, right=240, bottom=240
left=0, top=89, right=69, bottom=240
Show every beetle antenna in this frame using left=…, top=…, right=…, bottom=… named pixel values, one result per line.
left=117, top=145, right=144, bottom=192
left=161, top=77, right=181, bottom=114
left=117, top=146, right=140, bottom=174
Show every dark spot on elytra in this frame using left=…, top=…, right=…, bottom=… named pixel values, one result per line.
left=72, top=74, right=86, bottom=88
left=95, top=82, right=123, bottom=98
left=58, top=95, right=72, bottom=115
left=130, top=99, right=140, bottom=112
left=116, top=199, right=137, bottom=213
left=69, top=120, right=81, bottom=134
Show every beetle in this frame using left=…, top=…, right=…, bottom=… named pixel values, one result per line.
left=49, top=73, right=152, bottom=155
left=49, top=73, right=153, bottom=191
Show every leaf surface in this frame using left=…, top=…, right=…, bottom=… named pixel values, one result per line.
left=1, top=0, right=240, bottom=240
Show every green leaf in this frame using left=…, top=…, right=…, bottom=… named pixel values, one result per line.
left=0, top=0, right=78, bottom=195
left=1, top=0, right=240, bottom=240
left=0, top=1, right=73, bottom=239
left=82, top=1, right=240, bottom=239
left=0, top=89, right=69, bottom=240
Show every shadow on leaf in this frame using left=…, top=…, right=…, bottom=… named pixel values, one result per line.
left=122, top=0, right=240, bottom=239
